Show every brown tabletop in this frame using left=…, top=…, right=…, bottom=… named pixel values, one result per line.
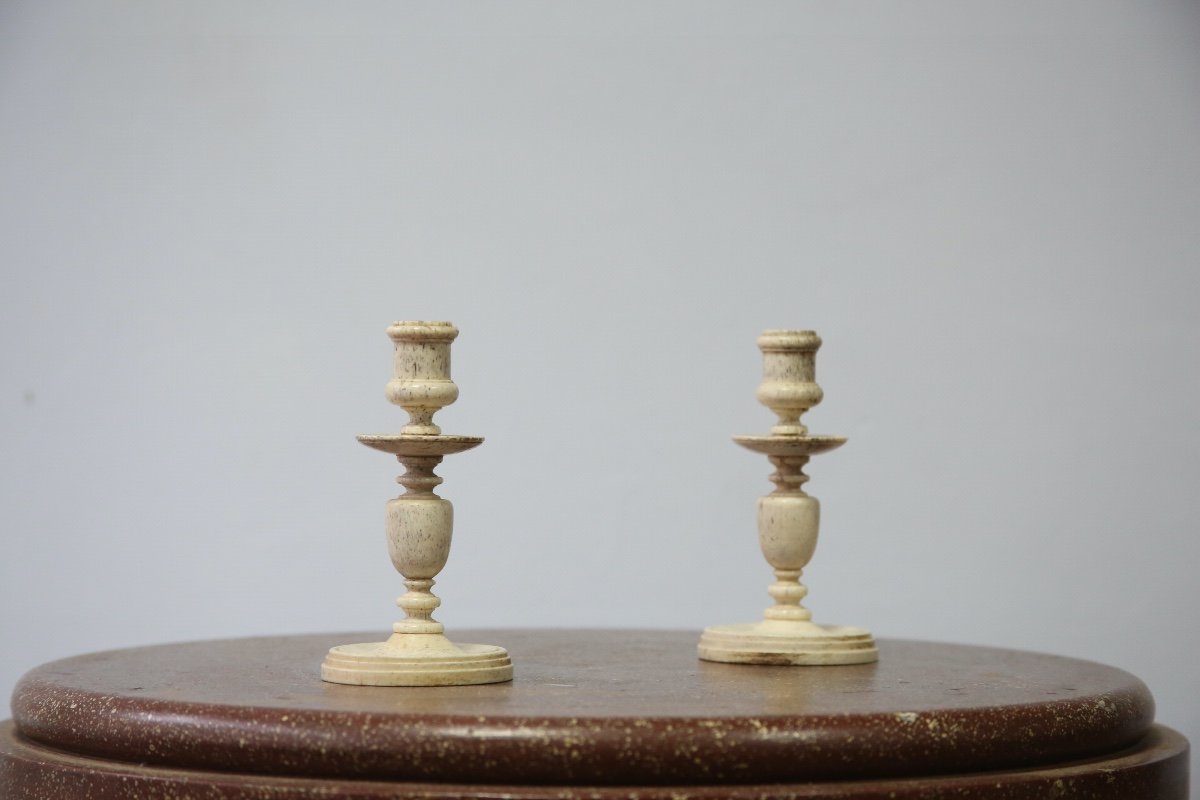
left=1, top=630, right=1189, bottom=799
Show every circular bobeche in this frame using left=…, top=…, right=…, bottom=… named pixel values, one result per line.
left=732, top=434, right=847, bottom=456
left=356, top=434, right=484, bottom=456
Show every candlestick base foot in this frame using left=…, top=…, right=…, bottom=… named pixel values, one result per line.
left=698, top=620, right=878, bottom=666
left=321, top=633, right=512, bottom=686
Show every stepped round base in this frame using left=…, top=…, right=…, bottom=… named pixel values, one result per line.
left=322, top=641, right=512, bottom=686
left=699, top=621, right=878, bottom=666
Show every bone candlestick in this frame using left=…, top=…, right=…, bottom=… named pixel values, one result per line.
left=321, top=321, right=512, bottom=686
left=698, top=330, right=877, bottom=666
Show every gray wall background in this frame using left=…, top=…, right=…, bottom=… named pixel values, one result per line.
left=2, top=0, right=1198, bottom=786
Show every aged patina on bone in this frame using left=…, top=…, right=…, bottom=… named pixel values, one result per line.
left=321, top=321, right=512, bottom=686
left=699, top=330, right=877, bottom=665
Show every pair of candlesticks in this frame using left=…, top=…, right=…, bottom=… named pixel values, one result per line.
left=321, top=321, right=877, bottom=687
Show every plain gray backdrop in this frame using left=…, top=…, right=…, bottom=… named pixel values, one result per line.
left=2, top=0, right=1198, bottom=788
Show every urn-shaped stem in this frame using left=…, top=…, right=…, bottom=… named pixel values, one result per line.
left=388, top=454, right=452, bottom=635
left=759, top=455, right=818, bottom=622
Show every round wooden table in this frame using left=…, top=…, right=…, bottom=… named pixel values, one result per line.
left=0, top=630, right=1188, bottom=798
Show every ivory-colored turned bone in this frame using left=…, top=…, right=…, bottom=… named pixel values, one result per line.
left=321, top=321, right=512, bottom=687
left=698, top=330, right=878, bottom=666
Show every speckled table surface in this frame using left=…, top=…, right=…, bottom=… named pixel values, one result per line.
left=0, top=630, right=1189, bottom=798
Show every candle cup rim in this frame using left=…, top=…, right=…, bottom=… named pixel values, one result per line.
left=758, top=329, right=822, bottom=352
left=387, top=321, right=459, bottom=341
